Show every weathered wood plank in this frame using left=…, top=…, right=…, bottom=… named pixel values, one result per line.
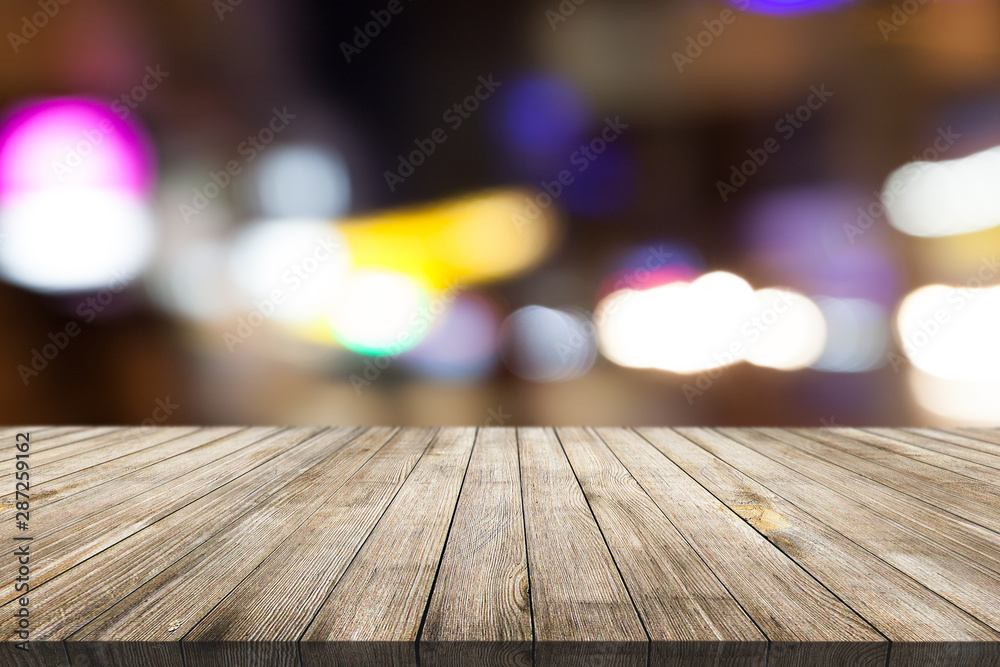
left=182, top=427, right=435, bottom=656
left=0, top=426, right=291, bottom=594
left=0, top=426, right=121, bottom=466
left=753, top=428, right=1000, bottom=569
left=954, top=428, right=1000, bottom=450
left=0, top=426, right=214, bottom=510
left=658, top=428, right=1000, bottom=665
left=558, top=427, right=766, bottom=665
left=0, top=426, right=83, bottom=445
left=899, top=428, right=1000, bottom=471
left=822, top=427, right=1000, bottom=484
left=614, top=428, right=885, bottom=667
left=298, top=428, right=476, bottom=666
left=0, top=425, right=87, bottom=448
left=0, top=427, right=243, bottom=511
left=420, top=427, right=532, bottom=667
left=0, top=426, right=996, bottom=666
left=0, top=429, right=351, bottom=651
left=516, top=427, right=647, bottom=666
left=715, top=428, right=1000, bottom=633
left=785, top=428, right=1000, bottom=518
left=68, top=427, right=394, bottom=645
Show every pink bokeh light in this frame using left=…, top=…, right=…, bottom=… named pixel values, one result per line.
left=0, top=98, right=154, bottom=201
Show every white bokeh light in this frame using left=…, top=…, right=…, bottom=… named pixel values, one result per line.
left=0, top=190, right=155, bottom=293
left=811, top=297, right=889, bottom=373
left=228, top=219, right=349, bottom=326
left=499, top=305, right=596, bottom=382
left=327, top=269, right=431, bottom=355
left=255, top=145, right=351, bottom=219
left=595, top=271, right=826, bottom=374
left=883, top=146, right=1000, bottom=237
left=895, top=283, right=1000, bottom=381
left=744, top=288, right=827, bottom=371
left=908, top=369, right=1000, bottom=423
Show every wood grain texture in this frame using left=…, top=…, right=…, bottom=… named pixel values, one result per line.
left=715, top=428, right=1000, bottom=634
left=0, top=426, right=997, bottom=666
left=0, top=427, right=124, bottom=475
left=517, top=427, right=647, bottom=659
left=0, top=427, right=291, bottom=596
left=0, top=428, right=342, bottom=646
left=899, top=428, right=1000, bottom=471
left=559, top=427, right=765, bottom=658
left=68, top=427, right=387, bottom=643
left=748, top=428, right=1000, bottom=575
left=183, top=427, right=433, bottom=651
left=299, top=427, right=476, bottom=659
left=616, top=428, right=885, bottom=667
left=782, top=428, right=1000, bottom=528
left=0, top=426, right=229, bottom=511
left=659, top=428, right=1000, bottom=665
left=954, top=428, right=1000, bottom=450
left=420, top=427, right=532, bottom=667
left=820, top=427, right=1000, bottom=485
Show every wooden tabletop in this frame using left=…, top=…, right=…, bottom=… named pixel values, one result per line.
left=2, top=426, right=1000, bottom=666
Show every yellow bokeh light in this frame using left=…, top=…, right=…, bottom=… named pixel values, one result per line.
left=339, top=189, right=559, bottom=289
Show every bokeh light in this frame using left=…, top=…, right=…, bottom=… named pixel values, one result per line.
left=499, top=306, right=596, bottom=382
left=0, top=190, right=155, bottom=293
left=339, top=189, right=559, bottom=289
left=743, top=288, right=827, bottom=370
left=495, top=74, right=592, bottom=159
left=0, top=98, right=153, bottom=199
left=597, top=242, right=703, bottom=301
left=595, top=271, right=826, bottom=373
left=327, top=269, right=432, bottom=356
left=883, top=146, right=1000, bottom=238
left=228, top=219, right=350, bottom=327
left=811, top=297, right=890, bottom=373
left=743, top=187, right=903, bottom=308
left=0, top=98, right=156, bottom=294
left=908, top=370, right=1000, bottom=423
left=149, top=240, right=238, bottom=324
left=400, top=294, right=499, bottom=380
left=895, top=283, right=1000, bottom=381
left=254, top=144, right=351, bottom=219
left=734, top=0, right=857, bottom=16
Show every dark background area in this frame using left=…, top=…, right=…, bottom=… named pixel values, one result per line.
left=0, top=0, right=998, bottom=426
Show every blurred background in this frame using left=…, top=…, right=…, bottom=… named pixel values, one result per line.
left=1, top=0, right=999, bottom=426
